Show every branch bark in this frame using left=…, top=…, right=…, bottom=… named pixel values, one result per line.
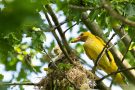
left=113, top=24, right=135, bottom=58
left=42, top=5, right=74, bottom=64
left=45, top=4, right=71, bottom=53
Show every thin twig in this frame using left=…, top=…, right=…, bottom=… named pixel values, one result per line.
left=98, top=66, right=135, bottom=82
left=69, top=5, right=99, bottom=11
left=0, top=82, right=39, bottom=86
left=63, top=22, right=78, bottom=34
left=24, top=54, right=37, bottom=73
left=92, top=33, right=116, bottom=73
left=42, top=20, right=67, bottom=32
left=42, top=47, right=59, bottom=69
left=107, top=33, right=128, bottom=51
left=43, top=49, right=52, bottom=60
left=47, top=21, right=67, bottom=32
left=121, top=39, right=133, bottom=63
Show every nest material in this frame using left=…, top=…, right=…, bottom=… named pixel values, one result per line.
left=38, top=52, right=97, bottom=90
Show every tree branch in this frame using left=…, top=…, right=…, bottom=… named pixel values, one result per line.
left=113, top=24, right=135, bottom=58
left=101, top=0, right=135, bottom=27
left=45, top=4, right=71, bottom=53
left=109, top=36, right=134, bottom=87
left=43, top=7, right=74, bottom=64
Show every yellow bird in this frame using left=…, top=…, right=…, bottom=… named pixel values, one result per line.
left=71, top=31, right=125, bottom=85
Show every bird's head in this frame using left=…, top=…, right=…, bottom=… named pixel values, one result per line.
left=71, top=32, right=91, bottom=43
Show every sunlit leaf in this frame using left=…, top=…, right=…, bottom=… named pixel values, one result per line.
left=129, top=42, right=135, bottom=50
left=14, top=45, right=21, bottom=53
left=17, top=54, right=24, bottom=61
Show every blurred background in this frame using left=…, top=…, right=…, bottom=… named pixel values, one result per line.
left=0, top=0, right=135, bottom=90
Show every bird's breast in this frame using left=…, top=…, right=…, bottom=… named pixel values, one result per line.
left=83, top=38, right=104, bottom=61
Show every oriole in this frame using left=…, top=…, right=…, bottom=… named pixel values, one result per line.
left=71, top=31, right=125, bottom=85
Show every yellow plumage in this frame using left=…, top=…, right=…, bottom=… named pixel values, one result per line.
left=71, top=31, right=125, bottom=85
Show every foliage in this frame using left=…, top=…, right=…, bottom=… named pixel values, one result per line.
left=0, top=0, right=135, bottom=89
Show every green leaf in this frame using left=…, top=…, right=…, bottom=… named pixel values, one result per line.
left=17, top=68, right=27, bottom=81
left=89, top=9, right=100, bottom=22
left=128, top=27, right=135, bottom=38
left=0, top=74, right=4, bottom=81
left=0, top=0, right=43, bottom=35
left=58, top=63, right=72, bottom=70
left=33, top=66, right=41, bottom=72
left=75, top=43, right=84, bottom=54
left=125, top=4, right=135, bottom=17
left=129, top=42, right=135, bottom=50
left=42, top=0, right=50, bottom=5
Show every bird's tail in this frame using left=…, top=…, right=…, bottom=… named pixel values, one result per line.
left=114, top=73, right=125, bottom=84
left=114, top=73, right=127, bottom=88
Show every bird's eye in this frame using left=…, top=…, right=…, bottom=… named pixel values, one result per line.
left=80, top=33, right=83, bottom=36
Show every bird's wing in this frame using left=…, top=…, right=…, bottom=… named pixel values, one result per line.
left=95, top=36, right=106, bottom=46
left=105, top=50, right=112, bottom=62
left=95, top=36, right=113, bottom=63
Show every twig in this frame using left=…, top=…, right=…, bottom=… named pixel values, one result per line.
left=42, top=47, right=58, bottom=69
left=63, top=22, right=78, bottom=34
left=101, top=0, right=135, bottom=27
left=107, top=33, right=128, bottom=51
left=43, top=49, right=51, bottom=60
left=0, top=82, right=39, bottom=86
left=52, top=21, right=67, bottom=31
left=121, top=39, right=133, bottom=63
left=46, top=21, right=67, bottom=32
left=69, top=5, right=99, bottom=11
left=23, top=54, right=37, bottom=73
left=92, top=33, right=116, bottom=73
left=98, top=66, right=135, bottom=82
left=42, top=20, right=67, bottom=32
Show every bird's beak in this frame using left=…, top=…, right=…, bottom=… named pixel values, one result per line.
left=71, top=36, right=81, bottom=43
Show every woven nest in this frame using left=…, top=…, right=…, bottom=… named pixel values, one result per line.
left=38, top=52, right=97, bottom=90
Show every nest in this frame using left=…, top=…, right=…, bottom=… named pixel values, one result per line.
left=38, top=52, right=97, bottom=90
